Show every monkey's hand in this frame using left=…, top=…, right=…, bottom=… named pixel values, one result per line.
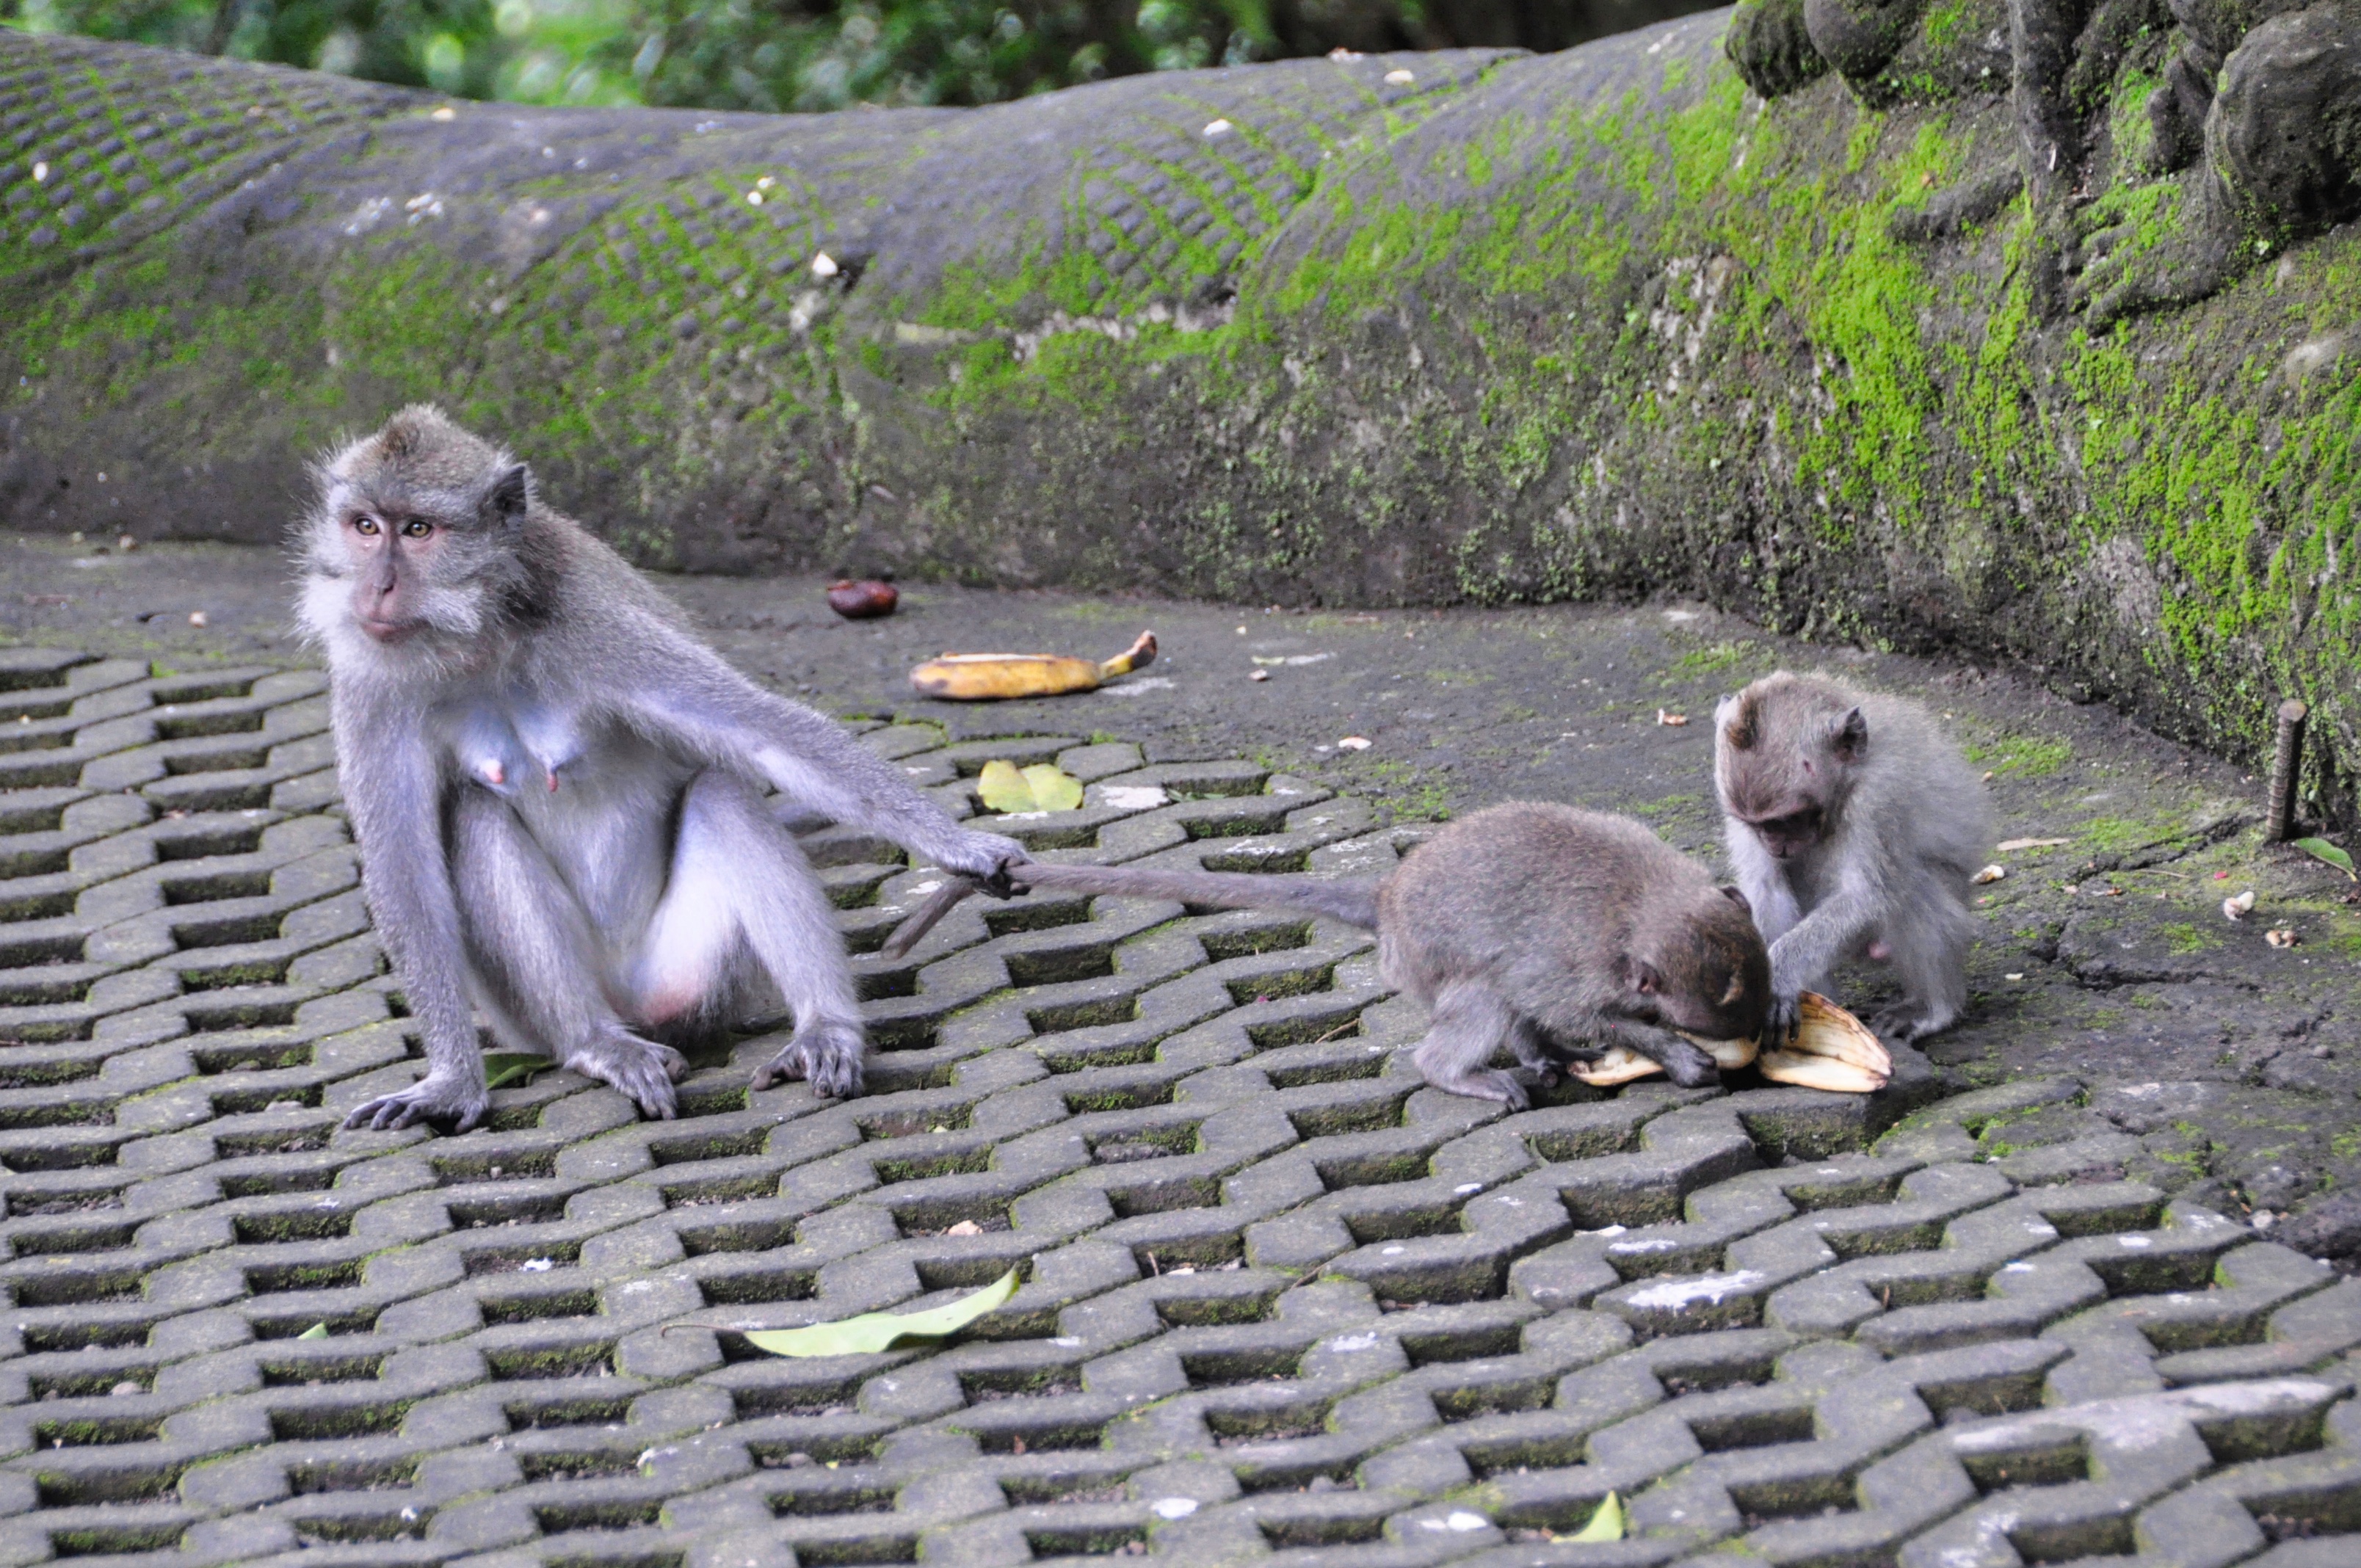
left=1605, top=1021, right=1722, bottom=1089
left=935, top=829, right=1028, bottom=898
left=342, top=1070, right=490, bottom=1134
left=1763, top=988, right=1804, bottom=1045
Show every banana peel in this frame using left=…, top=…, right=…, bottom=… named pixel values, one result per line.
left=1754, top=993, right=1892, bottom=1092
left=910, top=631, right=1156, bottom=701
left=1566, top=993, right=1890, bottom=1093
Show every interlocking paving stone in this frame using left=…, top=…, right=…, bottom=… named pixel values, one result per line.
left=0, top=647, right=2352, bottom=1567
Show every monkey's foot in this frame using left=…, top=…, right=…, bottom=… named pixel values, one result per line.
left=752, top=1019, right=867, bottom=1099
left=342, top=1071, right=490, bottom=1134
left=1867, top=1003, right=1951, bottom=1045
left=560, top=1030, right=689, bottom=1119
left=1430, top=1068, right=1531, bottom=1111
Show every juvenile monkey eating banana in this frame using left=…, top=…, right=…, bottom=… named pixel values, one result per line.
left=1715, top=672, right=1992, bottom=1045
left=300, top=406, right=1026, bottom=1133
left=888, top=802, right=1771, bottom=1108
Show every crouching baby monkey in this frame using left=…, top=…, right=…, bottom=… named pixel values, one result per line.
left=301, top=406, right=1025, bottom=1133
left=1714, top=672, right=1992, bottom=1045
left=891, top=802, right=1770, bottom=1108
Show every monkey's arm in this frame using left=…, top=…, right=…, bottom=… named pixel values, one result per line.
left=1724, top=828, right=1802, bottom=945
left=336, top=698, right=490, bottom=1132
left=611, top=640, right=1025, bottom=885
left=1760, top=880, right=1879, bottom=1039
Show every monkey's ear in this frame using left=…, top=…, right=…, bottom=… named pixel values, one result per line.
left=1724, top=689, right=1759, bottom=750
left=1716, top=884, right=1752, bottom=916
left=1829, top=706, right=1866, bottom=761
left=483, top=464, right=531, bottom=527
left=1622, top=957, right=1664, bottom=995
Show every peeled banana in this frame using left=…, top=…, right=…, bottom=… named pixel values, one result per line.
left=910, top=631, right=1157, bottom=700
left=1564, top=992, right=1889, bottom=1093
left=1568, top=1034, right=1756, bottom=1087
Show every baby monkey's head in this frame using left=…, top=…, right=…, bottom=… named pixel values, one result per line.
left=1625, top=882, right=1771, bottom=1043
left=1713, top=672, right=1868, bottom=861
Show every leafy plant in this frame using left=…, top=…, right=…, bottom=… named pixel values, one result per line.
left=4, top=0, right=1722, bottom=114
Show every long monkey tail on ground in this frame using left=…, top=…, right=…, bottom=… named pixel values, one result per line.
left=880, top=861, right=1383, bottom=959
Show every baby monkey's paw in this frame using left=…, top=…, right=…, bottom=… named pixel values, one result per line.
left=342, top=1071, right=490, bottom=1134
left=1429, top=1066, right=1531, bottom=1111
left=562, top=1030, right=688, bottom=1119
left=1866, top=1003, right=1944, bottom=1045
left=753, top=1020, right=867, bottom=1100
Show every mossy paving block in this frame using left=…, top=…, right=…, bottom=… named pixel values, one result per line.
left=0, top=646, right=2340, bottom=1564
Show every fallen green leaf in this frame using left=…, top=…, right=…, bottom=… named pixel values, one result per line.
left=483, top=1052, right=553, bottom=1091
left=977, top=760, right=1083, bottom=814
left=2293, top=838, right=2356, bottom=879
left=1020, top=763, right=1084, bottom=813
left=737, top=1269, right=1020, bottom=1357
left=976, top=759, right=1034, bottom=814
left=297, top=1323, right=330, bottom=1340
left=1564, top=1493, right=1622, bottom=1542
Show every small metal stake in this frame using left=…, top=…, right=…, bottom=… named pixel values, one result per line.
left=2266, top=698, right=2309, bottom=842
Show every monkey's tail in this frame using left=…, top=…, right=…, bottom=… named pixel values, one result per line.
left=880, top=861, right=1381, bottom=959
left=1015, top=862, right=1380, bottom=926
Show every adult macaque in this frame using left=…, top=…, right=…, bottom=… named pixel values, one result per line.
left=300, top=406, right=1023, bottom=1132
left=1714, top=672, right=1991, bottom=1044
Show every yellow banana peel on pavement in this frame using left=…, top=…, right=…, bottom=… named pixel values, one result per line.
left=910, top=631, right=1156, bottom=700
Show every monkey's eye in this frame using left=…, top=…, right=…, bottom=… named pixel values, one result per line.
left=352, top=515, right=380, bottom=537
left=400, top=518, right=433, bottom=540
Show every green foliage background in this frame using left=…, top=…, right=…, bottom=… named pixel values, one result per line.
left=1, top=0, right=1715, bottom=112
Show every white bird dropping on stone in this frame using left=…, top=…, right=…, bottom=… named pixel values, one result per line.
left=811, top=252, right=839, bottom=278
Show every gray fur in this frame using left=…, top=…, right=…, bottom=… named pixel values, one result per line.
left=1713, top=671, right=1993, bottom=1044
left=299, top=405, right=1023, bottom=1133
left=914, top=805, right=1769, bottom=1110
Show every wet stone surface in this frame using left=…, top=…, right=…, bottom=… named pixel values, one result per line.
left=0, top=645, right=2355, bottom=1567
